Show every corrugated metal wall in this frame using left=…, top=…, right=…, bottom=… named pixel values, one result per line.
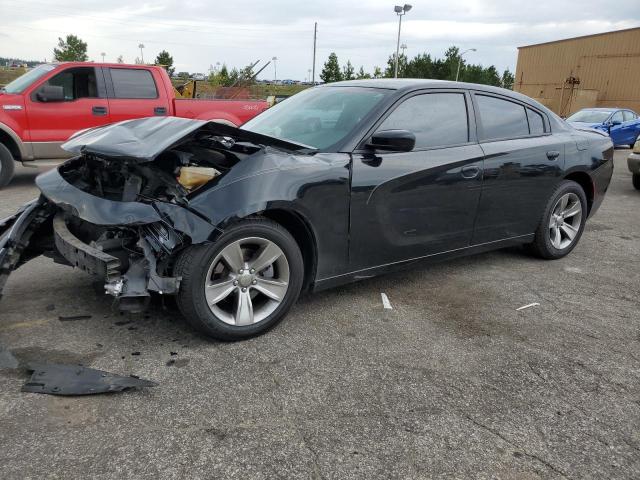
left=514, top=27, right=640, bottom=116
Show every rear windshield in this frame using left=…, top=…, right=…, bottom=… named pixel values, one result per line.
left=2, top=64, right=56, bottom=94
left=242, top=86, right=389, bottom=150
left=566, top=110, right=612, bottom=123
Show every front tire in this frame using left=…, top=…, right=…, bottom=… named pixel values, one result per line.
left=0, top=143, right=16, bottom=188
left=528, top=180, right=587, bottom=260
left=174, top=218, right=304, bottom=341
left=633, top=173, right=640, bottom=191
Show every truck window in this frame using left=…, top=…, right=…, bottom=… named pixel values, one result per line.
left=109, top=68, right=158, bottom=99
left=36, top=67, right=100, bottom=101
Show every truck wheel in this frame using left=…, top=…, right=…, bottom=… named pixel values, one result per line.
left=174, top=218, right=304, bottom=341
left=0, top=143, right=16, bottom=188
left=633, top=173, right=640, bottom=191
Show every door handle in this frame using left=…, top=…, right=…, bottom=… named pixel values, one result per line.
left=461, top=165, right=481, bottom=179
left=154, top=107, right=167, bottom=116
left=546, top=150, right=560, bottom=160
left=92, top=106, right=108, bottom=116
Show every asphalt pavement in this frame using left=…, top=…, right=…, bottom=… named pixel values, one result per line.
left=0, top=151, right=638, bottom=479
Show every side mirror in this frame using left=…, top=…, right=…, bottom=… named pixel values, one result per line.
left=607, top=119, right=622, bottom=127
left=367, top=129, right=416, bottom=152
left=36, top=85, right=65, bottom=102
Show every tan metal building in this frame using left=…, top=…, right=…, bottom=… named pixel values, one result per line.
left=514, top=27, right=640, bottom=117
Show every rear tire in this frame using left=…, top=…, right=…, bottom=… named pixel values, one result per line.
left=528, top=180, right=587, bottom=260
left=0, top=143, right=16, bottom=188
left=174, top=218, right=304, bottom=341
left=633, top=173, right=640, bottom=191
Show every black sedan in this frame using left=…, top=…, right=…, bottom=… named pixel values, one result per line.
left=0, top=80, right=614, bottom=340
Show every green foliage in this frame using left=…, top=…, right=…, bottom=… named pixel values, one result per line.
left=372, top=66, right=383, bottom=79
left=320, top=53, right=343, bottom=83
left=501, top=69, right=515, bottom=90
left=0, top=57, right=40, bottom=68
left=384, top=53, right=408, bottom=78
left=342, top=60, right=355, bottom=81
left=53, top=34, right=88, bottom=62
left=356, top=66, right=371, bottom=80
left=155, top=50, right=175, bottom=76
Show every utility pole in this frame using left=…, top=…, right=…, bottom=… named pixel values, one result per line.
left=272, top=56, right=278, bottom=83
left=312, top=22, right=317, bottom=85
left=101, top=52, right=106, bottom=62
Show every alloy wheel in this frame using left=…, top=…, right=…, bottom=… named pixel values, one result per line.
left=548, top=192, right=582, bottom=250
left=204, top=237, right=290, bottom=326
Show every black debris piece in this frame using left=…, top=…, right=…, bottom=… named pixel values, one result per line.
left=166, top=358, right=190, bottom=368
left=21, top=363, right=157, bottom=395
left=131, top=352, right=141, bottom=356
left=114, top=320, right=133, bottom=326
left=0, top=344, right=18, bottom=369
left=170, top=352, right=178, bottom=356
left=45, top=304, right=55, bottom=311
left=128, top=326, right=137, bottom=331
left=58, top=315, right=92, bottom=322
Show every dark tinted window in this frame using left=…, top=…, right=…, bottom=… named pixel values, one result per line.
left=527, top=108, right=546, bottom=135
left=110, top=68, right=157, bottom=99
left=623, top=110, right=636, bottom=122
left=476, top=95, right=529, bottom=140
left=38, top=67, right=99, bottom=101
left=379, top=93, right=469, bottom=149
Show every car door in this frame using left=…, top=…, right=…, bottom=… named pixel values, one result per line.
left=104, top=67, right=171, bottom=122
left=621, top=110, right=640, bottom=145
left=470, top=92, right=566, bottom=244
left=607, top=110, right=625, bottom=145
left=349, top=90, right=484, bottom=270
left=25, top=66, right=110, bottom=159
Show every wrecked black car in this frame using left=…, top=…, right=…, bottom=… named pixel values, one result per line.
left=0, top=80, right=614, bottom=340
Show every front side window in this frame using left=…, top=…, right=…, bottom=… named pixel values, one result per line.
left=242, top=86, right=389, bottom=150
left=36, top=67, right=99, bottom=101
left=623, top=111, right=636, bottom=122
left=476, top=95, right=529, bottom=141
left=109, top=68, right=158, bottom=99
left=378, top=93, right=469, bottom=149
left=611, top=111, right=624, bottom=124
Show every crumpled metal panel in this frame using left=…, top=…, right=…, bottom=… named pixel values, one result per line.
left=22, top=363, right=158, bottom=395
left=61, top=116, right=314, bottom=162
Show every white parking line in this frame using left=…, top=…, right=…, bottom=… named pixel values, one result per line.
left=381, top=293, right=393, bottom=310
left=516, top=302, right=540, bottom=311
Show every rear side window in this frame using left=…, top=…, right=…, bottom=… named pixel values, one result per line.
left=527, top=108, right=546, bottom=135
left=623, top=111, right=636, bottom=122
left=109, top=68, right=157, bottom=99
left=476, top=95, right=529, bottom=141
left=379, top=93, right=469, bottom=149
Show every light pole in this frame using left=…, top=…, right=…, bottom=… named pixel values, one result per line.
left=101, top=52, right=106, bottom=62
left=138, top=43, right=145, bottom=63
left=393, top=4, right=412, bottom=78
left=455, top=48, right=476, bottom=82
left=272, top=56, right=278, bottom=83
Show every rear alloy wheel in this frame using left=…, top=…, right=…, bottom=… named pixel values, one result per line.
left=175, top=219, right=304, bottom=340
left=633, top=173, right=640, bottom=191
left=528, top=180, right=587, bottom=259
left=0, top=143, right=16, bottom=188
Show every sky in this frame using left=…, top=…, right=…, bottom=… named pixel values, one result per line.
left=1, top=0, right=638, bottom=81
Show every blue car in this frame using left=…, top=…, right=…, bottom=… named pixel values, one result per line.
left=567, top=108, right=640, bottom=147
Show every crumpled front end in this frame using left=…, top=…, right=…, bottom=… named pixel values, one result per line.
left=0, top=117, right=312, bottom=311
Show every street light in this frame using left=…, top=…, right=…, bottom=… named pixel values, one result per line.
left=272, top=56, right=278, bottom=83
left=455, top=48, right=477, bottom=82
left=393, top=4, right=412, bottom=78
left=101, top=52, right=106, bottom=62
left=138, top=43, right=145, bottom=63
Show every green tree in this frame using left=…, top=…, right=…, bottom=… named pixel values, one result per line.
left=320, top=53, right=343, bottom=83
left=501, top=69, right=515, bottom=90
left=116, top=55, right=124, bottom=64
left=356, top=66, right=371, bottom=79
left=384, top=53, right=408, bottom=78
left=342, top=60, right=355, bottom=80
left=372, top=66, right=383, bottom=79
left=53, top=34, right=88, bottom=62
left=155, top=50, right=175, bottom=77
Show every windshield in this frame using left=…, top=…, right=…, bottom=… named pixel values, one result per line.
left=2, top=64, right=57, bottom=94
left=566, top=110, right=612, bottom=124
left=241, top=86, right=390, bottom=149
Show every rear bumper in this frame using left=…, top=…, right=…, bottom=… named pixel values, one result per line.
left=628, top=153, right=640, bottom=174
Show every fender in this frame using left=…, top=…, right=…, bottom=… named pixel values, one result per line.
left=0, top=121, right=31, bottom=160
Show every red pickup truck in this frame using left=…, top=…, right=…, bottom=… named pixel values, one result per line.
left=0, top=62, right=269, bottom=187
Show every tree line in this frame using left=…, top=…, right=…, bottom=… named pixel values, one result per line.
left=320, top=46, right=514, bottom=89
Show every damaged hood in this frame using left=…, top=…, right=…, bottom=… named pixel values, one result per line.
left=62, top=116, right=315, bottom=162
